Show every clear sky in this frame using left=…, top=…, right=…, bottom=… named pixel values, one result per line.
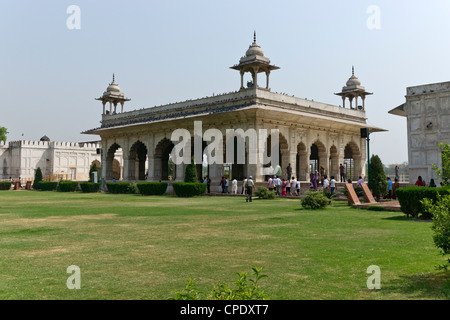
left=1, top=0, right=450, bottom=165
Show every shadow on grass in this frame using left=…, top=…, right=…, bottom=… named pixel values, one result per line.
left=381, top=215, right=433, bottom=223
left=381, top=271, right=450, bottom=300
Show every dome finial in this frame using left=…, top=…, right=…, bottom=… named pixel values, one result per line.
left=352, top=66, right=354, bottom=76
left=112, top=73, right=115, bottom=84
left=253, top=31, right=256, bottom=44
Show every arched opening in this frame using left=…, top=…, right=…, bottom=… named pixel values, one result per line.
left=264, top=133, right=289, bottom=180
left=129, top=141, right=148, bottom=181
left=155, top=138, right=175, bottom=181
left=344, top=142, right=361, bottom=181
left=106, top=143, right=122, bottom=181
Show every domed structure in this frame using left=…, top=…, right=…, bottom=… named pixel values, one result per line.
left=335, top=67, right=372, bottom=110
left=246, top=42, right=264, bottom=57
left=40, top=135, right=50, bottom=142
left=96, top=74, right=131, bottom=115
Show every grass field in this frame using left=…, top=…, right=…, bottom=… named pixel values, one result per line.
left=0, top=190, right=448, bottom=300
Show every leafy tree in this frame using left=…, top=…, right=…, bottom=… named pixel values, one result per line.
left=89, top=162, right=100, bottom=182
left=0, top=127, right=8, bottom=142
left=422, top=194, right=450, bottom=270
left=368, top=154, right=388, bottom=201
left=184, top=156, right=198, bottom=183
left=432, top=142, right=450, bottom=187
left=33, top=167, right=43, bottom=190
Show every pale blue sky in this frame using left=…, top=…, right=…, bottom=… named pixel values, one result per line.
left=1, top=0, right=450, bottom=164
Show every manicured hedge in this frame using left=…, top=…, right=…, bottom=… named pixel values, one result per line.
left=0, top=181, right=12, bottom=190
left=57, top=180, right=79, bottom=192
left=106, top=182, right=131, bottom=194
left=172, top=182, right=206, bottom=197
left=38, top=181, right=58, bottom=191
left=395, top=186, right=450, bottom=219
left=136, top=182, right=168, bottom=196
left=80, top=182, right=100, bottom=193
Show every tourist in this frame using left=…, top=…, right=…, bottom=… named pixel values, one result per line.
left=267, top=176, right=274, bottom=191
left=387, top=177, right=393, bottom=199
left=286, top=178, right=291, bottom=195
left=290, top=177, right=297, bottom=196
left=224, top=177, right=229, bottom=193
left=296, top=177, right=301, bottom=195
left=245, top=176, right=255, bottom=202
left=356, top=176, right=364, bottom=188
left=274, top=175, right=282, bottom=196
left=323, top=175, right=329, bottom=191
left=286, top=163, right=292, bottom=181
left=281, top=179, right=287, bottom=197
left=340, top=164, right=345, bottom=182
left=330, top=176, right=337, bottom=194
left=429, top=179, right=437, bottom=187
left=231, top=178, right=238, bottom=194
left=395, top=165, right=400, bottom=181
left=392, top=178, right=400, bottom=200
left=207, top=176, right=211, bottom=194
left=220, top=177, right=225, bottom=193
left=415, top=176, right=424, bottom=187
left=241, top=177, right=247, bottom=194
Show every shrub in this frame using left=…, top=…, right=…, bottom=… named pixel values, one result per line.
left=184, top=156, right=198, bottom=183
left=396, top=187, right=450, bottom=219
left=136, top=182, right=168, bottom=195
left=106, top=182, right=131, bottom=194
left=172, top=182, right=206, bottom=197
left=421, top=194, right=450, bottom=270
left=38, top=181, right=58, bottom=191
left=80, top=182, right=100, bottom=193
left=301, top=191, right=331, bottom=210
left=0, top=181, right=11, bottom=190
left=368, top=155, right=388, bottom=200
left=367, top=205, right=386, bottom=211
left=33, top=167, right=43, bottom=190
left=172, top=266, right=268, bottom=300
left=57, top=180, right=79, bottom=192
left=128, top=182, right=139, bottom=194
left=254, top=186, right=276, bottom=199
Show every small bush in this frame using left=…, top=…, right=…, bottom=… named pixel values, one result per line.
left=301, top=191, right=331, bottom=210
left=33, top=167, right=43, bottom=190
left=128, top=182, right=139, bottom=194
left=136, top=182, right=168, bottom=196
left=396, top=187, right=450, bottom=219
left=38, top=181, right=58, bottom=191
left=80, top=182, right=100, bottom=193
left=254, top=186, right=276, bottom=199
left=0, top=181, right=11, bottom=190
left=106, top=182, right=131, bottom=194
left=172, top=182, right=206, bottom=197
left=367, top=205, right=386, bottom=211
left=57, top=180, right=79, bottom=192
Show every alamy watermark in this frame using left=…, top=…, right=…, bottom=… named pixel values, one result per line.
left=66, top=5, right=81, bottom=30
left=66, top=265, right=81, bottom=289
left=366, top=5, right=381, bottom=30
left=171, top=121, right=280, bottom=175
left=366, top=265, right=381, bottom=290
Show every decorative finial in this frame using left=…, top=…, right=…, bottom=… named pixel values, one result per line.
left=112, top=73, right=115, bottom=83
left=253, top=31, right=256, bottom=44
left=352, top=66, right=355, bottom=76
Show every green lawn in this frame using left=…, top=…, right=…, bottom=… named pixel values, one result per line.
left=0, top=191, right=448, bottom=300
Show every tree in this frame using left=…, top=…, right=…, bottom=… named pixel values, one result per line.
left=368, top=154, right=388, bottom=201
left=0, top=127, right=8, bottom=142
left=422, top=194, right=450, bottom=270
left=33, top=167, right=43, bottom=190
left=184, top=156, right=198, bottom=183
left=89, top=162, right=100, bottom=182
left=432, top=142, right=450, bottom=187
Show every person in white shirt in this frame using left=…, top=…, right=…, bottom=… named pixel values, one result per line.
left=241, top=177, right=247, bottom=194
left=274, top=176, right=282, bottom=196
left=246, top=176, right=255, bottom=202
left=356, top=176, right=364, bottom=188
left=231, top=178, right=238, bottom=194
left=330, top=176, right=337, bottom=194
left=323, top=176, right=329, bottom=191
left=290, top=177, right=297, bottom=196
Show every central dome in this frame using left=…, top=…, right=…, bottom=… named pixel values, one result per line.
left=107, top=82, right=121, bottom=93
left=346, top=75, right=361, bottom=87
left=246, top=42, right=264, bottom=57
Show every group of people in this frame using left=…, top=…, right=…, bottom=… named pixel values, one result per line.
left=204, top=175, right=256, bottom=202
left=308, top=171, right=338, bottom=194
left=414, top=176, right=441, bottom=188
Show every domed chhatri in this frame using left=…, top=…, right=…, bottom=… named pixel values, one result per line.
left=335, top=67, right=373, bottom=111
left=40, top=135, right=50, bottom=142
left=96, top=74, right=131, bottom=115
left=230, top=32, right=279, bottom=91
